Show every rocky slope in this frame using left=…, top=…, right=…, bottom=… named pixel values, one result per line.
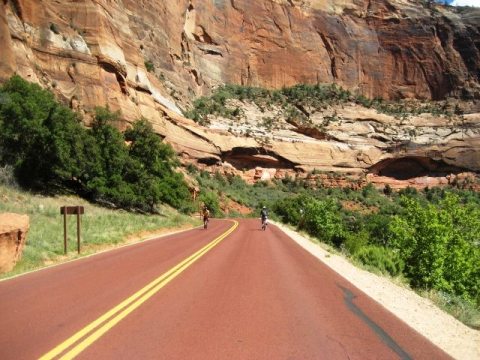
left=1, top=0, right=479, bottom=187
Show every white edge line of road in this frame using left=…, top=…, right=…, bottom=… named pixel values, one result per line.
left=0, top=224, right=203, bottom=283
left=271, top=220, right=480, bottom=360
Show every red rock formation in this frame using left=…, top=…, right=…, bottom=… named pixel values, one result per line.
left=1, top=0, right=479, bottom=188
left=0, top=0, right=15, bottom=81
left=2, top=1, right=479, bottom=116
left=0, top=213, right=30, bottom=273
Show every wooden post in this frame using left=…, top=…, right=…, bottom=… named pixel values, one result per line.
left=60, top=206, right=84, bottom=255
left=77, top=206, right=81, bottom=254
left=63, top=207, right=67, bottom=254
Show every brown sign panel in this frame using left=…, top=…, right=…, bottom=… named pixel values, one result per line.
left=60, top=206, right=85, bottom=215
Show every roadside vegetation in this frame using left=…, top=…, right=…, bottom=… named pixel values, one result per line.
left=191, top=166, right=293, bottom=217
left=192, top=168, right=480, bottom=328
left=0, top=75, right=192, bottom=214
left=0, top=76, right=200, bottom=276
left=0, top=182, right=198, bottom=279
left=1, top=75, right=478, bottom=327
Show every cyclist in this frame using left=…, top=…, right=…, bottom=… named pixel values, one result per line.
left=260, top=206, right=268, bottom=230
left=202, top=206, right=210, bottom=229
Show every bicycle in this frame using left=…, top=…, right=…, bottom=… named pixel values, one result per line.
left=261, top=216, right=268, bottom=231
left=203, top=217, right=209, bottom=229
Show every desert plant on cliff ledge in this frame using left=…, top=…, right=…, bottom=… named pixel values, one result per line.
left=144, top=59, right=154, bottom=73
left=185, top=83, right=454, bottom=125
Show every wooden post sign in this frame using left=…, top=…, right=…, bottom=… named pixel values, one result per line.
left=60, top=206, right=84, bottom=254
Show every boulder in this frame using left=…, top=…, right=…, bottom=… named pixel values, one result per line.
left=0, top=213, right=30, bottom=273
left=254, top=167, right=277, bottom=181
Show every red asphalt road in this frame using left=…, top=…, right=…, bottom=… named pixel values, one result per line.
left=0, top=219, right=450, bottom=360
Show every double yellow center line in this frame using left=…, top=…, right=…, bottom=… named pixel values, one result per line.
left=40, top=220, right=238, bottom=360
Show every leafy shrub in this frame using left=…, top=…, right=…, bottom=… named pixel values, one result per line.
left=270, top=182, right=479, bottom=307
left=303, top=198, right=346, bottom=246
left=387, top=195, right=480, bottom=304
left=186, top=163, right=198, bottom=174
left=272, top=194, right=308, bottom=225
left=199, top=190, right=222, bottom=217
left=144, top=60, right=154, bottom=73
left=354, top=245, right=404, bottom=277
left=398, top=186, right=419, bottom=197
left=363, top=213, right=392, bottom=246
left=343, top=229, right=369, bottom=255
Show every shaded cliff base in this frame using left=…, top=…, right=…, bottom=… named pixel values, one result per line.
left=190, top=158, right=480, bottom=192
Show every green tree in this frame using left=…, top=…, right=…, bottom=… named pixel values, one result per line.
left=124, top=118, right=190, bottom=210
left=85, top=107, right=133, bottom=206
left=0, top=75, right=91, bottom=191
left=0, top=76, right=193, bottom=213
left=304, top=198, right=345, bottom=246
left=199, top=190, right=222, bottom=217
left=387, top=194, right=480, bottom=304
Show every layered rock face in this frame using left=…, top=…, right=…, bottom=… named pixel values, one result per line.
left=2, top=0, right=479, bottom=116
left=188, top=101, right=480, bottom=188
left=1, top=0, right=479, bottom=186
left=125, top=0, right=480, bottom=100
left=0, top=213, right=29, bottom=273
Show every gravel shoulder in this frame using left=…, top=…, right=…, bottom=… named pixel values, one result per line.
left=273, top=221, right=480, bottom=360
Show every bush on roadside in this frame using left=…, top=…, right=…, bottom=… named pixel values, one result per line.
left=343, top=229, right=370, bottom=256
left=354, top=245, right=404, bottom=277
left=303, top=197, right=346, bottom=246
left=272, top=194, right=310, bottom=225
left=199, top=190, right=223, bottom=217
left=387, top=194, right=480, bottom=305
left=363, top=213, right=392, bottom=247
left=270, top=185, right=480, bottom=309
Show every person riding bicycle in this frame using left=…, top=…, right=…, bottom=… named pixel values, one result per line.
left=260, top=206, right=268, bottom=227
left=202, top=206, right=210, bottom=228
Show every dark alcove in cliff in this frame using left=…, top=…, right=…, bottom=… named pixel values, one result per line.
left=369, top=156, right=465, bottom=180
left=222, top=147, right=294, bottom=170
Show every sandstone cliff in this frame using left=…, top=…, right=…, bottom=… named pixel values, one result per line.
left=3, top=1, right=479, bottom=106
left=1, top=0, right=479, bottom=186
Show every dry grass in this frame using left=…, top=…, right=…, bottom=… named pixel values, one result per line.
left=0, top=185, right=199, bottom=278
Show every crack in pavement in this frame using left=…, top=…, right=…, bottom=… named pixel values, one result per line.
left=338, top=284, right=413, bottom=360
